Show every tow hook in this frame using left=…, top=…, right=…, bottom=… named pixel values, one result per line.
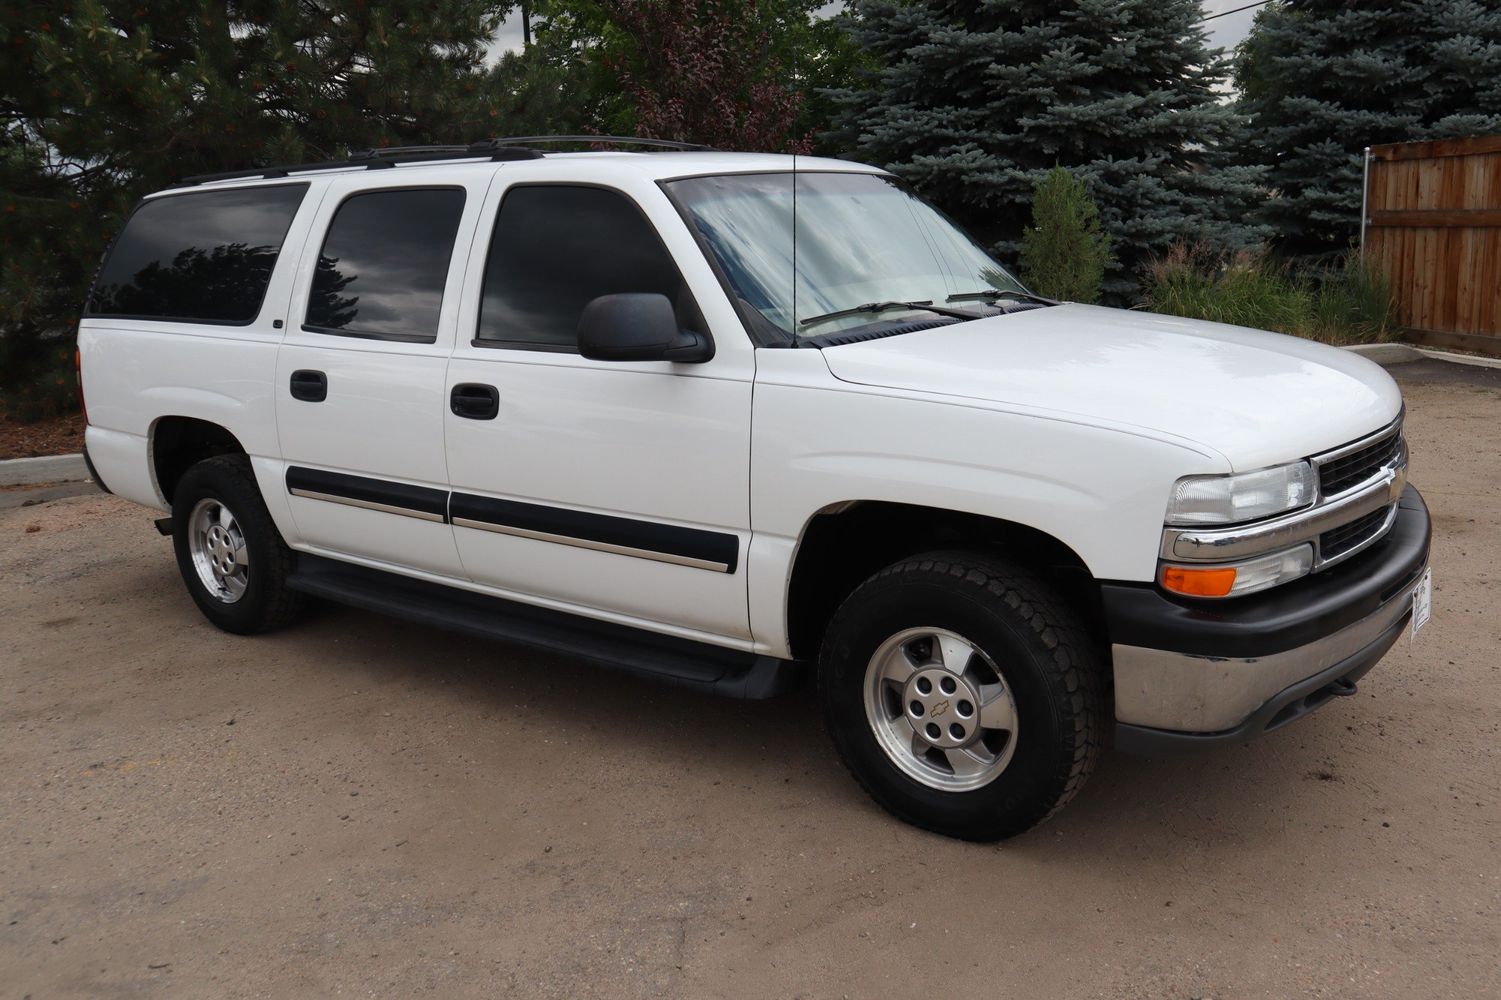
left=1328, top=676, right=1358, bottom=697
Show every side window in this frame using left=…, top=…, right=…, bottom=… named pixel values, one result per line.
left=86, top=183, right=308, bottom=324
left=476, top=185, right=701, bottom=350
left=304, top=188, right=466, bottom=343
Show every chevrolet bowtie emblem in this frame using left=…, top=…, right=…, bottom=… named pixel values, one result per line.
left=930, top=699, right=949, bottom=719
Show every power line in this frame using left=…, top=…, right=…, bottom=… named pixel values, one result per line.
left=1202, top=0, right=1272, bottom=21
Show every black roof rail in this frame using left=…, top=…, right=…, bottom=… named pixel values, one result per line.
left=486, top=135, right=717, bottom=152
left=171, top=135, right=701, bottom=188
left=175, top=142, right=544, bottom=188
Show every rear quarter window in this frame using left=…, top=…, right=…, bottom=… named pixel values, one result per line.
left=303, top=187, right=467, bottom=343
left=86, top=184, right=309, bottom=325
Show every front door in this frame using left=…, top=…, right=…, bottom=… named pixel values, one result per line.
left=443, top=179, right=754, bottom=641
left=275, top=175, right=487, bottom=577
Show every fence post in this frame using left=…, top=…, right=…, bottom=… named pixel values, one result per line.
left=1360, top=146, right=1372, bottom=256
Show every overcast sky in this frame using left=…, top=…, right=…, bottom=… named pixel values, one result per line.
left=488, top=2, right=1261, bottom=63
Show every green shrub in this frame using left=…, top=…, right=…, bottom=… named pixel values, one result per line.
left=1020, top=167, right=1114, bottom=304
left=1144, top=243, right=1395, bottom=345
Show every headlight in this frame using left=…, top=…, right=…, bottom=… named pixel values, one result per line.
left=1160, top=544, right=1315, bottom=599
left=1166, top=462, right=1316, bottom=526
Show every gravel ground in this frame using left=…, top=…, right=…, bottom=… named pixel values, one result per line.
left=2, top=366, right=1498, bottom=999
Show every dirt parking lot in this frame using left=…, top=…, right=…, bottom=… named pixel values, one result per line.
left=3, top=362, right=1499, bottom=999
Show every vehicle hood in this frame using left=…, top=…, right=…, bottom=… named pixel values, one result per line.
left=819, top=304, right=1403, bottom=470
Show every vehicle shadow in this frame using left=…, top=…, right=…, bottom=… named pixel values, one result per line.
left=268, top=595, right=1359, bottom=859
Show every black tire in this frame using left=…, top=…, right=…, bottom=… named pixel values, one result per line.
left=171, top=454, right=303, bottom=635
left=818, top=550, right=1106, bottom=841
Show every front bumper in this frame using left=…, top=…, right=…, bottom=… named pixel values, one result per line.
left=1104, top=485, right=1431, bottom=754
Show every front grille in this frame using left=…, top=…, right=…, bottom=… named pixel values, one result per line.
left=1318, top=428, right=1402, bottom=496
left=1320, top=506, right=1391, bottom=561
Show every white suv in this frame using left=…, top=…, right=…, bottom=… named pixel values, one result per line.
left=77, top=138, right=1432, bottom=839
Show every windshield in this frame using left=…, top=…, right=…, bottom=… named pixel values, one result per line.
left=664, top=171, right=1027, bottom=341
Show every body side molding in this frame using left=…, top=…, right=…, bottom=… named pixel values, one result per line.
left=285, top=466, right=740, bottom=573
left=285, top=466, right=449, bottom=522
left=450, top=492, right=739, bottom=573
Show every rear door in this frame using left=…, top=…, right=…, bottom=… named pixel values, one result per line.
left=442, top=178, right=755, bottom=640
left=275, top=173, right=487, bottom=576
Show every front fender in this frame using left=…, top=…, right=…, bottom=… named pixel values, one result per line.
left=745, top=355, right=1227, bottom=656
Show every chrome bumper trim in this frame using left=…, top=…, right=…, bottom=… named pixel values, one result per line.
left=1111, top=561, right=1425, bottom=733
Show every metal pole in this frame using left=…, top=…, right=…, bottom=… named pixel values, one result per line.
left=522, top=2, right=532, bottom=47
left=1359, top=146, right=1371, bottom=256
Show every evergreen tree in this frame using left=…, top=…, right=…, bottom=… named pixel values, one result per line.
left=829, top=0, right=1266, bottom=301
left=1236, top=0, right=1501, bottom=259
left=1021, top=167, right=1113, bottom=303
left=0, top=1, right=506, bottom=417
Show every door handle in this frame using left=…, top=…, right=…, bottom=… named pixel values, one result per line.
left=290, top=370, right=327, bottom=402
left=450, top=383, right=499, bottom=420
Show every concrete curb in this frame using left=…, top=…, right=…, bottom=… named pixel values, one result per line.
left=1414, top=346, right=1501, bottom=370
left=1344, top=343, right=1424, bottom=364
left=1345, top=342, right=1501, bottom=370
left=0, top=453, right=90, bottom=487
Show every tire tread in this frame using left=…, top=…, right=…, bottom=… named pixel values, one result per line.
left=820, top=549, right=1107, bottom=839
left=174, top=454, right=302, bottom=634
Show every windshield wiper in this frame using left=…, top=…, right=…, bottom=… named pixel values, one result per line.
left=946, top=289, right=1056, bottom=306
left=798, top=300, right=975, bottom=328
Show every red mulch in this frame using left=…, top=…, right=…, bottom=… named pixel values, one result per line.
left=0, top=411, right=86, bottom=461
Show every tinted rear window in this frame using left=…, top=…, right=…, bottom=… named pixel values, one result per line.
left=304, top=188, right=467, bottom=342
left=87, top=184, right=308, bottom=324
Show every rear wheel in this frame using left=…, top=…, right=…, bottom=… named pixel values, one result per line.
left=819, top=550, right=1105, bottom=840
left=171, top=455, right=303, bottom=634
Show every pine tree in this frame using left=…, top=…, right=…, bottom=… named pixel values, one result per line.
left=1021, top=167, right=1114, bottom=303
left=1236, top=0, right=1501, bottom=259
left=0, top=1, right=506, bottom=417
left=829, top=0, right=1266, bottom=301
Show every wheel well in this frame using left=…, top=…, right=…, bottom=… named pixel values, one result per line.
left=152, top=417, right=247, bottom=506
left=785, top=501, right=1104, bottom=662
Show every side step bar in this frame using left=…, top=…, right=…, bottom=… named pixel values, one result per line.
left=286, top=554, right=802, bottom=699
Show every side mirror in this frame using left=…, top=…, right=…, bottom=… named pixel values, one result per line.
left=577, top=293, right=713, bottom=363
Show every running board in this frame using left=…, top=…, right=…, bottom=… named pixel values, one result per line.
left=286, top=554, right=801, bottom=699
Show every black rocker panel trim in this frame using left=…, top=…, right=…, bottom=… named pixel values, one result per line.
left=450, top=492, right=739, bottom=573
left=285, top=466, right=449, bottom=521
left=285, top=554, right=797, bottom=699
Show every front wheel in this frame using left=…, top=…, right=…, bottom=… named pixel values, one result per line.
left=171, top=455, right=303, bottom=635
left=819, top=551, right=1106, bottom=840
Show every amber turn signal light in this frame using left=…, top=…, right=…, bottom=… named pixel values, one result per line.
left=1160, top=565, right=1237, bottom=598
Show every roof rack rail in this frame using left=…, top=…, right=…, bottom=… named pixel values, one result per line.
left=176, top=142, right=544, bottom=188
left=487, top=135, right=717, bottom=152
left=172, top=134, right=703, bottom=188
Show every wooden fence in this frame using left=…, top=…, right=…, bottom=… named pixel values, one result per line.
left=1363, top=135, right=1501, bottom=357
